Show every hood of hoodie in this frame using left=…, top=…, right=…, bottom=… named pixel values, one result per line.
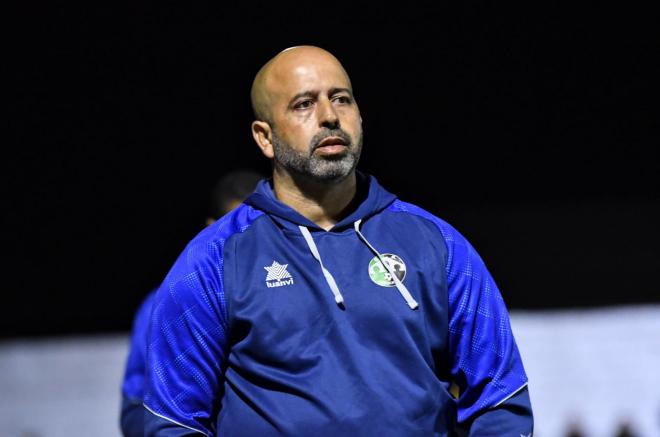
left=243, top=171, right=397, bottom=233
left=244, top=171, right=418, bottom=310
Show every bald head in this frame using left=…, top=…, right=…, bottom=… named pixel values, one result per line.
left=250, top=46, right=353, bottom=124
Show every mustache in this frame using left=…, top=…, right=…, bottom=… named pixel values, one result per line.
left=310, top=129, right=352, bottom=151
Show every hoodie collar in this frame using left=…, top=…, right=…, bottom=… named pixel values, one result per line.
left=244, top=171, right=397, bottom=232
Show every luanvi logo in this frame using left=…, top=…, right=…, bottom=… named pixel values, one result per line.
left=264, top=261, right=294, bottom=288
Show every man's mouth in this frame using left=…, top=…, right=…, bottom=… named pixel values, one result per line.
left=314, top=137, right=348, bottom=154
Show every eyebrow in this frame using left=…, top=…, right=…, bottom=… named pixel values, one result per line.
left=288, top=87, right=354, bottom=106
left=328, top=87, right=353, bottom=97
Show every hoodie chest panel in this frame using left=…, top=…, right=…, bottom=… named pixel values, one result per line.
left=224, top=216, right=450, bottom=373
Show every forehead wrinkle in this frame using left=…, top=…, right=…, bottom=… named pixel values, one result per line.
left=272, top=64, right=352, bottom=100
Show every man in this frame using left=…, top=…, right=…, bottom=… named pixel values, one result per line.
left=144, top=46, right=533, bottom=436
left=120, top=170, right=263, bottom=437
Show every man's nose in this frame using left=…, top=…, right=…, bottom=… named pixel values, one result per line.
left=318, top=98, right=340, bottom=129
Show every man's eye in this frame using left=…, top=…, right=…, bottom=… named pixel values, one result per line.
left=333, top=96, right=351, bottom=104
left=295, top=100, right=314, bottom=109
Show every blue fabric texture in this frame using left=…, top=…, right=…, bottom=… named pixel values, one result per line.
left=121, top=291, right=156, bottom=436
left=467, top=386, right=533, bottom=435
left=123, top=290, right=157, bottom=402
left=121, top=395, right=148, bottom=437
left=143, top=172, right=532, bottom=436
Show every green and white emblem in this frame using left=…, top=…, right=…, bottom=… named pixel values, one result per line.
left=368, top=253, right=407, bottom=287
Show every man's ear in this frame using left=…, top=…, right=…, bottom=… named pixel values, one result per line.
left=252, top=120, right=274, bottom=159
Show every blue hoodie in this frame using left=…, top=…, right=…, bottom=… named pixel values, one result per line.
left=143, top=172, right=533, bottom=436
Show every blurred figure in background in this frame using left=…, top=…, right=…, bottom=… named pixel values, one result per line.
left=205, top=171, right=265, bottom=226
left=613, top=419, right=638, bottom=437
left=119, top=169, right=263, bottom=437
left=564, top=421, right=586, bottom=437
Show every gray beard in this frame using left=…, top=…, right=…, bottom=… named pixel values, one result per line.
left=271, top=128, right=363, bottom=183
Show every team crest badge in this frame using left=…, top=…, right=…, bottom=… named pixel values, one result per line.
left=368, top=254, right=406, bottom=287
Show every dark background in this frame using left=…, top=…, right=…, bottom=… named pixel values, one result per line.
left=5, top=4, right=658, bottom=338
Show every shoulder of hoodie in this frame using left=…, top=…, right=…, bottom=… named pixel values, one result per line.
left=385, top=199, right=471, bottom=254
left=174, top=203, right=266, bottom=268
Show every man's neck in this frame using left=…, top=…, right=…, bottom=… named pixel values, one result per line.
left=272, top=168, right=357, bottom=231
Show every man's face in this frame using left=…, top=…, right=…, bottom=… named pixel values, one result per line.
left=266, top=52, right=363, bottom=182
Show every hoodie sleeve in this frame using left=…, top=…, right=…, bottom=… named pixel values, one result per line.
left=120, top=290, right=157, bottom=436
left=440, top=221, right=533, bottom=435
left=143, top=229, right=230, bottom=437
left=463, top=385, right=533, bottom=435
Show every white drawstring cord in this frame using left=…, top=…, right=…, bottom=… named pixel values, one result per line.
left=299, top=225, right=345, bottom=306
